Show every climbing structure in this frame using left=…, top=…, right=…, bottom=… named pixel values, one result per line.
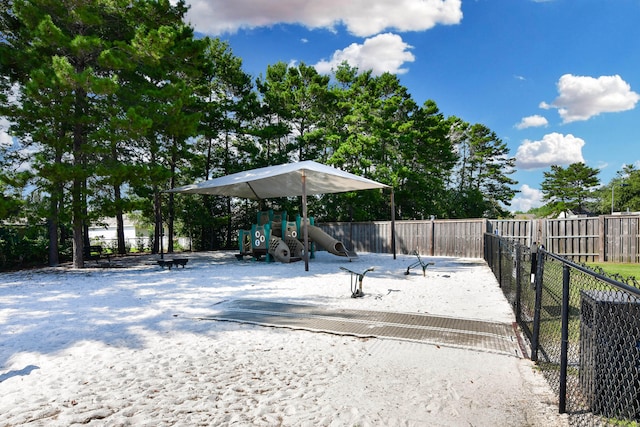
left=236, top=209, right=358, bottom=263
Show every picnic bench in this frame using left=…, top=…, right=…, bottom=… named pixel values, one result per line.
left=83, top=245, right=111, bottom=266
left=157, top=258, right=189, bottom=269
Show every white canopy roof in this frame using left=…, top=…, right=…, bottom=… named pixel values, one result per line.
left=168, top=160, right=395, bottom=270
left=168, top=160, right=389, bottom=199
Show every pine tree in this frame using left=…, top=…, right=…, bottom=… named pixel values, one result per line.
left=541, top=163, right=600, bottom=216
left=449, top=121, right=517, bottom=218
left=4, top=0, right=198, bottom=266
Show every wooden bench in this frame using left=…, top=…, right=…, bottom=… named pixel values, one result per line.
left=84, top=245, right=111, bottom=265
left=172, top=258, right=189, bottom=268
left=157, top=258, right=189, bottom=269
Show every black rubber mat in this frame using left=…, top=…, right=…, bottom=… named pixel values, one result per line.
left=202, top=299, right=523, bottom=358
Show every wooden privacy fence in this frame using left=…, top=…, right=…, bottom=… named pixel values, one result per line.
left=318, top=215, right=640, bottom=262
left=489, top=215, right=640, bottom=263
left=318, top=219, right=487, bottom=258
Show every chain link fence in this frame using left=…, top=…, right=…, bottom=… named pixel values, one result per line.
left=485, top=233, right=640, bottom=426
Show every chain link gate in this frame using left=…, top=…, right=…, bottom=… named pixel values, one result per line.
left=485, top=233, right=640, bottom=426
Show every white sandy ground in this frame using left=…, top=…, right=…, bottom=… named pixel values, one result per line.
left=0, top=251, right=569, bottom=426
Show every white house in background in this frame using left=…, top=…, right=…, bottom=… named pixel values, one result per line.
left=87, top=215, right=150, bottom=250
left=87, top=215, right=190, bottom=251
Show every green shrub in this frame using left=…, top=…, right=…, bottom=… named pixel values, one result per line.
left=0, top=225, right=49, bottom=270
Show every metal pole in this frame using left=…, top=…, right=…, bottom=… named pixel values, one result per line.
left=515, top=244, right=522, bottom=323
left=497, top=240, right=502, bottom=288
left=559, top=264, right=571, bottom=414
left=391, top=188, right=396, bottom=259
left=430, top=216, right=435, bottom=257
left=531, top=249, right=545, bottom=362
left=159, top=192, right=164, bottom=260
left=302, top=172, right=309, bottom=272
left=611, top=185, right=614, bottom=214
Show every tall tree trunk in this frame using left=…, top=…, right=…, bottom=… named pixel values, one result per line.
left=111, top=141, right=127, bottom=255
left=48, top=147, right=64, bottom=267
left=167, top=140, right=176, bottom=253
left=226, top=197, right=232, bottom=248
left=72, top=176, right=84, bottom=268
left=205, top=135, right=213, bottom=180
left=168, top=190, right=174, bottom=253
left=114, top=184, right=126, bottom=254
left=153, top=185, right=161, bottom=254
left=150, top=145, right=161, bottom=254
left=48, top=215, right=59, bottom=266
left=224, top=130, right=232, bottom=248
left=71, top=90, right=86, bottom=269
left=83, top=183, right=90, bottom=251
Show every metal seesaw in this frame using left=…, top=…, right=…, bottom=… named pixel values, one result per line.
left=404, top=251, right=434, bottom=276
left=340, top=266, right=375, bottom=298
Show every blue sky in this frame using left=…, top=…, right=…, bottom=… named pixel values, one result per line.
left=178, top=0, right=640, bottom=212
left=3, top=0, right=636, bottom=212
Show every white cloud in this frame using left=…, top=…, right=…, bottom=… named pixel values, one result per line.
left=0, top=117, right=13, bottom=148
left=1, top=84, right=20, bottom=148
left=515, top=132, right=585, bottom=170
left=314, top=33, right=415, bottom=76
left=0, top=131, right=12, bottom=148
left=510, top=184, right=544, bottom=213
left=543, top=74, right=640, bottom=123
left=515, top=115, right=548, bottom=130
left=183, top=0, right=463, bottom=37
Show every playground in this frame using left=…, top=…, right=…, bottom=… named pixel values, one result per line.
left=236, top=209, right=358, bottom=264
left=0, top=250, right=568, bottom=426
left=168, top=160, right=394, bottom=271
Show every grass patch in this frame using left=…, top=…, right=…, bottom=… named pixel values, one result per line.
left=585, top=262, right=640, bottom=281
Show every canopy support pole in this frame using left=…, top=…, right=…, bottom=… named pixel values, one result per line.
left=302, top=172, right=309, bottom=271
left=159, top=190, right=164, bottom=260
left=391, top=188, right=396, bottom=259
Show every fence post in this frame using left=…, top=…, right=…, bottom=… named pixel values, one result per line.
left=430, top=218, right=435, bottom=256
left=559, top=264, right=570, bottom=413
left=483, top=234, right=489, bottom=267
left=598, top=215, right=606, bottom=262
left=531, top=250, right=545, bottom=362
left=497, top=239, right=502, bottom=287
left=515, top=244, right=522, bottom=323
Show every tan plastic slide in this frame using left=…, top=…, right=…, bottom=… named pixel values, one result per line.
left=268, top=236, right=291, bottom=263
left=307, top=225, right=358, bottom=259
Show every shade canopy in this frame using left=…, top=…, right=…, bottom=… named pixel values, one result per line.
left=168, top=160, right=389, bottom=199
left=168, top=160, right=395, bottom=271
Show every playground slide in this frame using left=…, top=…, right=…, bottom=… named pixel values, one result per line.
left=307, top=225, right=358, bottom=259
left=284, top=236, right=305, bottom=259
left=269, top=236, right=305, bottom=262
left=268, top=236, right=291, bottom=263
